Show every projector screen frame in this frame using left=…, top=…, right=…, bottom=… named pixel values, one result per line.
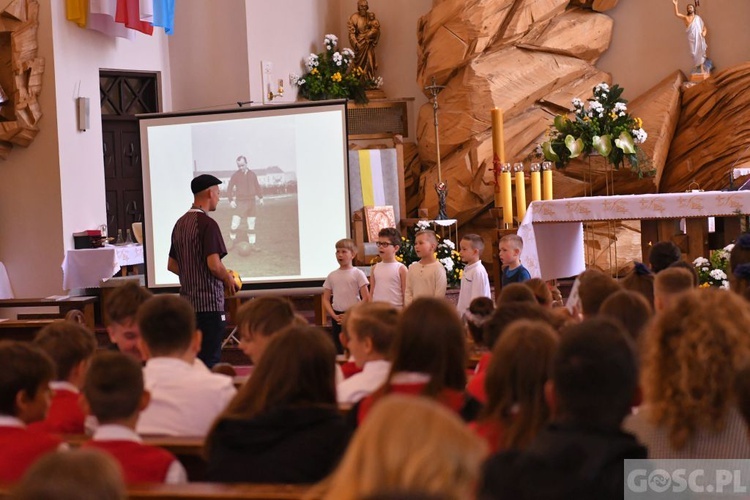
left=138, top=99, right=351, bottom=293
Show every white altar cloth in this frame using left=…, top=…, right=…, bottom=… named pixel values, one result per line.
left=518, top=191, right=750, bottom=280
left=62, top=245, right=144, bottom=289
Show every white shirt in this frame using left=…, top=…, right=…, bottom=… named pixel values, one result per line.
left=137, top=357, right=236, bottom=437
left=405, top=261, right=447, bottom=306
left=337, top=359, right=391, bottom=404
left=456, top=260, right=492, bottom=317
left=371, top=261, right=406, bottom=308
left=93, top=424, right=187, bottom=484
left=323, top=267, right=369, bottom=311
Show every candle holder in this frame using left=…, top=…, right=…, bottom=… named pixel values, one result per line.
left=501, top=162, right=512, bottom=173
left=541, top=161, right=552, bottom=171
left=513, top=162, right=525, bottom=173
left=530, top=163, right=541, bottom=173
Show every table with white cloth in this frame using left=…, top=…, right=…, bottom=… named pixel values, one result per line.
left=518, top=191, right=750, bottom=280
left=62, top=245, right=144, bottom=290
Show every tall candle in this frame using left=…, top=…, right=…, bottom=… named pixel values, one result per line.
left=501, top=164, right=513, bottom=227
left=542, top=162, right=554, bottom=200
left=530, top=163, right=542, bottom=202
left=491, top=108, right=505, bottom=207
left=514, top=163, right=526, bottom=222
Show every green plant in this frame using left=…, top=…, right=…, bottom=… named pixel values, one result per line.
left=693, top=244, right=733, bottom=289
left=392, top=221, right=464, bottom=287
left=292, top=34, right=370, bottom=104
left=540, top=83, right=653, bottom=177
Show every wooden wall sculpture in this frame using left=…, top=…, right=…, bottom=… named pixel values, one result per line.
left=0, top=0, right=44, bottom=160
left=410, top=0, right=707, bottom=266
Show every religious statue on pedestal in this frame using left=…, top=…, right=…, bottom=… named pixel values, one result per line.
left=672, top=0, right=711, bottom=74
left=347, top=0, right=380, bottom=82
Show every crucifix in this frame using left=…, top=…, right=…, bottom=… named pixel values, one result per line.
left=425, top=76, right=448, bottom=220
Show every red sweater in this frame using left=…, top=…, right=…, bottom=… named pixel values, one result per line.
left=0, top=426, right=62, bottom=482
left=28, top=388, right=86, bottom=435
left=357, top=381, right=467, bottom=424
left=83, top=440, right=176, bottom=484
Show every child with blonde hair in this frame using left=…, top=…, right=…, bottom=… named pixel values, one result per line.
left=404, top=230, right=447, bottom=306
left=323, top=238, right=370, bottom=354
left=499, top=234, right=531, bottom=286
left=337, top=302, right=399, bottom=404
left=316, top=395, right=487, bottom=500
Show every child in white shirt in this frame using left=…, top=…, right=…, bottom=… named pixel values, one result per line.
left=337, top=302, right=398, bottom=404
left=456, top=234, right=492, bottom=317
left=370, top=227, right=407, bottom=308
left=323, top=238, right=370, bottom=354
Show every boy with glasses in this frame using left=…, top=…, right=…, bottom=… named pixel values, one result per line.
left=370, top=227, right=407, bottom=308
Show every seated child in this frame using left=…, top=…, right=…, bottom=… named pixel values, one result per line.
left=370, top=227, right=407, bottom=308
left=135, top=295, right=237, bottom=436
left=12, top=448, right=126, bottom=500
left=577, top=268, right=621, bottom=318
left=323, top=238, right=370, bottom=354
left=206, top=326, right=351, bottom=484
left=498, top=234, right=531, bottom=287
left=29, top=321, right=96, bottom=434
left=0, top=341, right=63, bottom=483
left=235, top=296, right=305, bottom=364
left=404, top=230, right=447, bottom=306
left=649, top=240, right=682, bottom=273
left=337, top=302, right=399, bottom=404
left=356, top=297, right=478, bottom=424
left=82, top=351, right=187, bottom=484
left=104, top=281, right=153, bottom=361
left=480, top=318, right=645, bottom=499
left=456, top=234, right=491, bottom=317
left=653, top=266, right=695, bottom=313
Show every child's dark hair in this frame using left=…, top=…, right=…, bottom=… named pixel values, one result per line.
left=497, top=283, right=537, bottom=305
left=378, top=227, right=401, bottom=247
left=464, top=297, right=494, bottom=346
left=599, top=290, right=653, bottom=343
left=648, top=241, right=681, bottom=273
left=389, top=298, right=467, bottom=395
left=34, top=321, right=97, bottom=381
left=137, top=295, right=195, bottom=356
left=461, top=234, right=484, bottom=254
left=83, top=351, right=143, bottom=423
left=555, top=317, right=637, bottom=427
left=0, top=341, right=54, bottom=416
left=524, top=278, right=552, bottom=307
left=104, top=281, right=153, bottom=326
left=484, top=301, right=555, bottom=350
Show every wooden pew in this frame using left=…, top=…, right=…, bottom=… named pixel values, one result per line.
left=0, top=296, right=98, bottom=330
left=0, top=319, right=56, bottom=341
left=0, top=483, right=312, bottom=500
left=127, top=482, right=311, bottom=499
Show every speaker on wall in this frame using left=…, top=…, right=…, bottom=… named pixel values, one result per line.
left=77, top=97, right=90, bottom=131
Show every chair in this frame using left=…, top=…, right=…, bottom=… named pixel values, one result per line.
left=348, top=135, right=406, bottom=265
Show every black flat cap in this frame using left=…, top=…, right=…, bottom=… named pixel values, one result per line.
left=191, top=174, right=222, bottom=194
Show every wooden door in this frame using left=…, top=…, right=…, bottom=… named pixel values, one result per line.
left=100, top=71, right=159, bottom=238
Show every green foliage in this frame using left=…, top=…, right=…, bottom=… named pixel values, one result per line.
left=539, top=83, right=654, bottom=177
left=294, top=35, right=369, bottom=104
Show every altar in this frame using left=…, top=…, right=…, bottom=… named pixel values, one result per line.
left=518, top=191, right=750, bottom=280
left=62, top=245, right=144, bottom=290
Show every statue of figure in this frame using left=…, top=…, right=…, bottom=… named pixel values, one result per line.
left=347, top=0, right=380, bottom=82
left=672, top=0, right=709, bottom=73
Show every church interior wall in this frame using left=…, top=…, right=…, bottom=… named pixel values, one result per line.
left=1, top=0, right=749, bottom=297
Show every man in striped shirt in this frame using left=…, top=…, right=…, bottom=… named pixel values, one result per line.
left=168, top=174, right=239, bottom=368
